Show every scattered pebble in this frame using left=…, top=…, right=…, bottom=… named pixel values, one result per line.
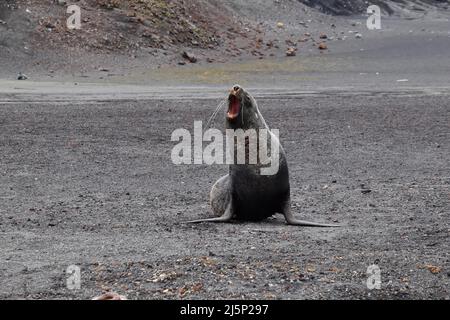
left=286, top=47, right=296, bottom=57
left=17, top=72, right=28, bottom=80
left=318, top=42, right=328, bottom=50
left=92, top=292, right=127, bottom=300
left=182, top=51, right=197, bottom=63
left=424, top=265, right=442, bottom=274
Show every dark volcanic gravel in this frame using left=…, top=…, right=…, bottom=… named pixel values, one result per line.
left=0, top=93, right=448, bottom=299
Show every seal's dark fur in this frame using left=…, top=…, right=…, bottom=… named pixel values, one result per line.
left=226, top=87, right=290, bottom=221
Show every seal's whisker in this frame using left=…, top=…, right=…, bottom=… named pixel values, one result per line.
left=206, top=100, right=225, bottom=125
left=204, top=102, right=223, bottom=130
left=204, top=98, right=227, bottom=131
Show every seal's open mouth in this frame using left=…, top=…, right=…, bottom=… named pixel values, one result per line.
left=227, top=94, right=240, bottom=120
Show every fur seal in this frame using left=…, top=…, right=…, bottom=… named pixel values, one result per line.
left=187, top=85, right=338, bottom=227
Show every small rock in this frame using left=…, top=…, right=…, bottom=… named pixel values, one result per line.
left=318, top=42, right=328, bottom=50
left=45, top=22, right=55, bottom=29
left=182, top=51, right=197, bottom=63
left=0, top=19, right=6, bottom=25
left=17, top=72, right=28, bottom=80
left=361, top=189, right=372, bottom=194
left=276, top=22, right=284, bottom=29
left=319, top=33, right=328, bottom=39
left=178, top=61, right=186, bottom=66
left=424, top=265, right=441, bottom=274
left=92, top=292, right=127, bottom=300
left=57, top=0, right=67, bottom=5
left=355, top=33, right=363, bottom=39
left=286, top=47, right=296, bottom=57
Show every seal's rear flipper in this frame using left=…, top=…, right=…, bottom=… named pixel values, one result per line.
left=184, top=203, right=233, bottom=224
left=183, top=216, right=233, bottom=224
left=281, top=205, right=340, bottom=228
left=285, top=218, right=340, bottom=228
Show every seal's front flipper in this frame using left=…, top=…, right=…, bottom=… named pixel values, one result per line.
left=184, top=203, right=233, bottom=224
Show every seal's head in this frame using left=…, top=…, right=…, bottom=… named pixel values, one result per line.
left=226, top=84, right=261, bottom=129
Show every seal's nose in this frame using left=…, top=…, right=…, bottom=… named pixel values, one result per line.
left=230, top=85, right=241, bottom=96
